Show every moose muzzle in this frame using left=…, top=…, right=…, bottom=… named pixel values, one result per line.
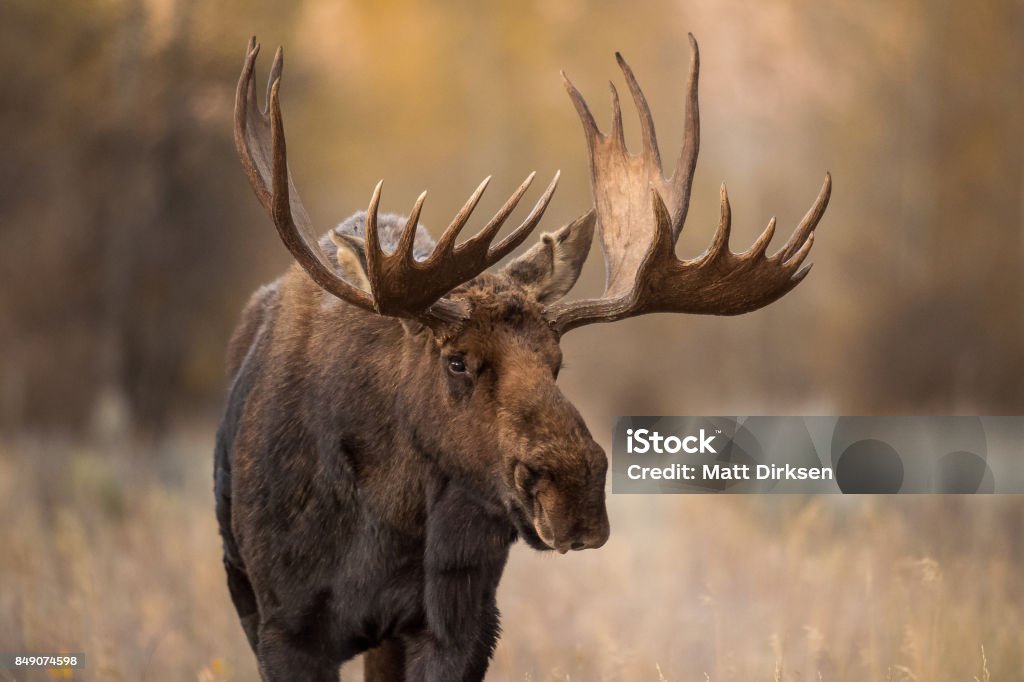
left=530, top=444, right=610, bottom=553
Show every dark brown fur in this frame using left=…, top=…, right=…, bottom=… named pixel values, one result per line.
left=215, top=218, right=607, bottom=681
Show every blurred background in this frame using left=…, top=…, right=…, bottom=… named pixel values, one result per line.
left=1, top=0, right=1021, bottom=680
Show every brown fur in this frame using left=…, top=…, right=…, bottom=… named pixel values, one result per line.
left=215, top=215, right=606, bottom=681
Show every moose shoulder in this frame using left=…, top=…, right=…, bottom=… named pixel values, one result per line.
left=216, top=35, right=829, bottom=681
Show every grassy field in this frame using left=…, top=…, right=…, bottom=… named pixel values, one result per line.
left=1, top=430, right=1021, bottom=681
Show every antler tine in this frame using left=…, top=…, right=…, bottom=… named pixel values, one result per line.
left=704, top=183, right=732, bottom=262
left=234, top=38, right=270, bottom=213
left=743, top=216, right=776, bottom=261
left=457, top=171, right=537, bottom=256
left=364, top=179, right=384, bottom=263
left=267, top=46, right=284, bottom=114
left=432, top=176, right=492, bottom=257
left=562, top=72, right=602, bottom=148
left=784, top=233, right=815, bottom=270
left=242, top=36, right=259, bottom=119
left=488, top=171, right=560, bottom=263
left=397, top=191, right=428, bottom=260
left=792, top=262, right=814, bottom=284
left=268, top=77, right=289, bottom=218
left=615, top=52, right=662, bottom=171
left=608, top=83, right=626, bottom=149
left=779, top=173, right=832, bottom=261
left=669, top=33, right=701, bottom=239
left=645, top=188, right=677, bottom=266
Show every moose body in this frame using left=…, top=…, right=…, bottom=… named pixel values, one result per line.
left=217, top=34, right=829, bottom=681
left=215, top=222, right=605, bottom=681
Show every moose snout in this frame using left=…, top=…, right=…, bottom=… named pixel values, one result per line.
left=548, top=444, right=611, bottom=553
left=549, top=496, right=610, bottom=554
left=552, top=523, right=609, bottom=554
left=532, top=484, right=610, bottom=554
left=563, top=519, right=610, bottom=553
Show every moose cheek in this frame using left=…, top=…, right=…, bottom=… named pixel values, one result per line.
left=444, top=370, right=474, bottom=401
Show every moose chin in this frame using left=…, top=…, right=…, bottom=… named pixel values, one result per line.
left=215, top=33, right=829, bottom=682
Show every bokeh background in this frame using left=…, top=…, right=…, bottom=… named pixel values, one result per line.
left=1, top=0, right=1022, bottom=680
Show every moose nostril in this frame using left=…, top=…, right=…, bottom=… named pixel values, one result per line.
left=571, top=541, right=585, bottom=550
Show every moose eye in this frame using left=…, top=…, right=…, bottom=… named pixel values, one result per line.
left=447, top=356, right=467, bottom=374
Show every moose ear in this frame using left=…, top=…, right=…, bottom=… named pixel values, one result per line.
left=330, top=231, right=371, bottom=292
left=502, top=210, right=596, bottom=303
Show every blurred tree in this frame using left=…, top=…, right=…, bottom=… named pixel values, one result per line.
left=0, top=0, right=272, bottom=436
left=842, top=0, right=1024, bottom=413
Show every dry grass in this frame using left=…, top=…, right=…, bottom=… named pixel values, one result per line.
left=1, top=430, right=1022, bottom=681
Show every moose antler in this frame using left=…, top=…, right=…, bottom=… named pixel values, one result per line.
left=546, top=34, right=831, bottom=334
left=235, top=37, right=558, bottom=324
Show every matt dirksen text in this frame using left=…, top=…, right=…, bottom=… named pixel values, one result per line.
left=626, top=462, right=834, bottom=481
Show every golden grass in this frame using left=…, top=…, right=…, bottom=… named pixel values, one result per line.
left=1, top=431, right=1021, bottom=681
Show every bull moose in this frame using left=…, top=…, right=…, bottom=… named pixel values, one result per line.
left=215, top=33, right=830, bottom=681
